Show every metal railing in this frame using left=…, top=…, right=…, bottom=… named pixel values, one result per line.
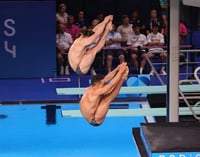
left=146, top=49, right=200, bottom=85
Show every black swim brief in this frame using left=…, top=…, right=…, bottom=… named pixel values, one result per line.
left=76, top=66, right=84, bottom=75
left=90, top=118, right=100, bottom=127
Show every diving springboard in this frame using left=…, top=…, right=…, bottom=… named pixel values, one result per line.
left=57, top=84, right=200, bottom=95
left=61, top=107, right=200, bottom=117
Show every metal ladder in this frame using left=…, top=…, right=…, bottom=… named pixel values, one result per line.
left=179, top=66, right=200, bottom=121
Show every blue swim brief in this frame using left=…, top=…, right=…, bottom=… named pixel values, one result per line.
left=76, top=66, right=84, bottom=75
left=90, top=118, right=100, bottom=126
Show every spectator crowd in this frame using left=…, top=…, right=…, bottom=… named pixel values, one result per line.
left=56, top=0, right=188, bottom=76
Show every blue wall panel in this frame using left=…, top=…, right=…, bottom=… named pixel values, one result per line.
left=192, top=29, right=200, bottom=48
left=0, top=1, right=56, bottom=78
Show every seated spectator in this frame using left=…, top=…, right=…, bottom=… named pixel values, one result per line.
left=56, top=23, right=73, bottom=75
left=126, top=24, right=148, bottom=74
left=146, top=9, right=164, bottom=35
left=129, top=9, right=146, bottom=35
left=117, top=14, right=134, bottom=46
left=56, top=3, right=69, bottom=28
left=65, top=15, right=80, bottom=41
left=147, top=24, right=167, bottom=76
left=75, top=10, right=88, bottom=33
left=105, top=23, right=125, bottom=73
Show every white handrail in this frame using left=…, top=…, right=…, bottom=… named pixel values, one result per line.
left=194, top=66, right=200, bottom=84
left=179, top=79, right=200, bottom=121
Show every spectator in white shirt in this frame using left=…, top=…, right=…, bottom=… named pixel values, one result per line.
left=117, top=14, right=134, bottom=46
left=105, top=23, right=125, bottom=73
left=56, top=23, right=73, bottom=75
left=56, top=3, right=69, bottom=28
left=147, top=24, right=167, bottom=76
left=127, top=24, right=148, bottom=74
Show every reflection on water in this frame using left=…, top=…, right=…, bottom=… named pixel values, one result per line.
left=0, top=114, right=8, bottom=119
left=41, top=105, right=61, bottom=125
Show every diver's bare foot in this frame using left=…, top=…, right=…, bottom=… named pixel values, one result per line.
left=122, top=66, right=129, bottom=80
left=122, top=62, right=127, bottom=66
left=119, top=64, right=127, bottom=74
left=117, top=62, right=124, bottom=68
left=106, top=21, right=113, bottom=31
left=108, top=15, right=113, bottom=21
left=117, top=62, right=127, bottom=70
left=104, top=15, right=113, bottom=23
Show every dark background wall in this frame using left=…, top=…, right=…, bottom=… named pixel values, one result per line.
left=56, top=0, right=200, bottom=29
left=56, top=0, right=158, bottom=25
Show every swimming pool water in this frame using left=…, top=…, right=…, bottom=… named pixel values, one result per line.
left=0, top=103, right=145, bottom=157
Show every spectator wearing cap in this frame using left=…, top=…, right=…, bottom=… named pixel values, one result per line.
left=147, top=24, right=167, bottom=76
left=126, top=24, right=148, bottom=74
